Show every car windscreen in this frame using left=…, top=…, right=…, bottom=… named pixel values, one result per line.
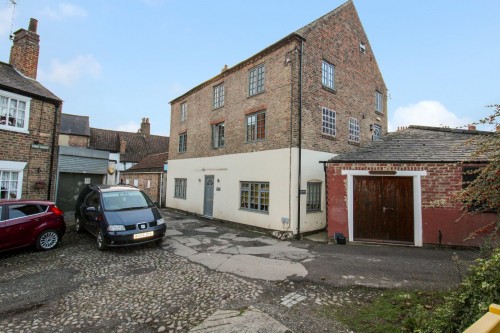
left=102, top=191, right=154, bottom=211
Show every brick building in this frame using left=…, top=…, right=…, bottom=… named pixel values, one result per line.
left=0, top=18, right=62, bottom=201
left=323, top=126, right=496, bottom=247
left=57, top=116, right=169, bottom=212
left=166, top=1, right=386, bottom=236
left=121, top=152, right=168, bottom=206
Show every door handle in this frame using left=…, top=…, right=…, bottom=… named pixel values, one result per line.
left=382, top=206, right=394, bottom=213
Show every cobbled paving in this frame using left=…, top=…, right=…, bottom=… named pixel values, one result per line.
left=0, top=229, right=263, bottom=333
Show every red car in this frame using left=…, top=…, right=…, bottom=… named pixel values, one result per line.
left=0, top=199, right=66, bottom=252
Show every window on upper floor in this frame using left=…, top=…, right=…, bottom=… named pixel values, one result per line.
left=349, top=117, right=360, bottom=143
left=246, top=111, right=266, bottom=142
left=174, top=178, right=187, bottom=199
left=178, top=132, right=187, bottom=153
left=240, top=181, right=269, bottom=213
left=0, top=91, right=31, bottom=133
left=213, top=84, right=225, bottom=109
left=307, top=182, right=321, bottom=212
left=360, top=42, right=366, bottom=54
left=212, top=122, right=225, bottom=149
left=372, top=124, right=382, bottom=141
left=322, top=60, right=335, bottom=90
left=248, top=64, right=265, bottom=96
left=180, top=102, right=187, bottom=122
left=375, top=91, right=383, bottom=114
left=322, top=107, right=336, bottom=137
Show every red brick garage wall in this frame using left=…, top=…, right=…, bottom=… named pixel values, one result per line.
left=326, top=162, right=496, bottom=247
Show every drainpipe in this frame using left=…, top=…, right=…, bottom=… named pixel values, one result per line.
left=321, top=161, right=329, bottom=237
left=296, top=39, right=304, bottom=240
left=47, top=102, right=60, bottom=201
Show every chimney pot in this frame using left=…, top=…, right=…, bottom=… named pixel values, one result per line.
left=28, top=18, right=38, bottom=33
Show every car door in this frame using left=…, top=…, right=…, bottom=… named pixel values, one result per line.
left=82, top=191, right=101, bottom=236
left=1, top=203, right=43, bottom=250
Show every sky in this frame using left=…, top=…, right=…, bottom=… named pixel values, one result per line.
left=0, top=0, right=499, bottom=136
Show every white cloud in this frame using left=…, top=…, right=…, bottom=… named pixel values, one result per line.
left=41, top=3, right=87, bottom=20
left=115, top=121, right=139, bottom=133
left=40, top=55, right=101, bottom=86
left=389, top=101, right=471, bottom=132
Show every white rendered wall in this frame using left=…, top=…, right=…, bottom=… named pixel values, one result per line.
left=166, top=148, right=335, bottom=233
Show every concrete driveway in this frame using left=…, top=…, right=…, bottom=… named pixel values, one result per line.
left=162, top=208, right=478, bottom=290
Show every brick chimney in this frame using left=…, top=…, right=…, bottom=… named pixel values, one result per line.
left=139, top=117, right=150, bottom=136
left=10, top=18, right=40, bottom=79
left=468, top=125, right=477, bottom=131
left=120, top=139, right=127, bottom=154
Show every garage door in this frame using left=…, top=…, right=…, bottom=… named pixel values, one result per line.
left=353, top=176, right=414, bottom=244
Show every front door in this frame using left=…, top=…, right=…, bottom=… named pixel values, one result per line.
left=203, top=175, right=214, bottom=217
left=353, top=176, right=414, bottom=244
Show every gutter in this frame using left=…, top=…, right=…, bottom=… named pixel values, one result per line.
left=296, top=38, right=304, bottom=239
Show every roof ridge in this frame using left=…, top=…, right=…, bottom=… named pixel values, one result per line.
left=295, top=0, right=352, bottom=36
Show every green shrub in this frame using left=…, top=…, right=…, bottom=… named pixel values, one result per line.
left=406, top=247, right=500, bottom=332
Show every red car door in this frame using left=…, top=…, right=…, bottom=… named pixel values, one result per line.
left=2, top=204, right=43, bottom=250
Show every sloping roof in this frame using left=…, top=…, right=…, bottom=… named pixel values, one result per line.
left=295, top=0, right=351, bottom=37
left=60, top=113, right=90, bottom=136
left=89, top=128, right=169, bottom=163
left=327, top=126, right=491, bottom=163
left=0, top=61, right=61, bottom=103
left=122, top=152, right=168, bottom=173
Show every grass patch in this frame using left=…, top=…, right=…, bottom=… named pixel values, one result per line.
left=318, top=287, right=449, bottom=333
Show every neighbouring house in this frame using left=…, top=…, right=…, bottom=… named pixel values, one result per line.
left=323, top=125, right=497, bottom=247
left=166, top=0, right=387, bottom=236
left=0, top=18, right=62, bottom=201
left=56, top=115, right=169, bottom=212
left=121, top=152, right=168, bottom=206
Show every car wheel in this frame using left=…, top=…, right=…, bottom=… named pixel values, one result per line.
left=97, top=230, right=107, bottom=251
left=36, top=229, right=60, bottom=251
left=75, top=217, right=83, bottom=233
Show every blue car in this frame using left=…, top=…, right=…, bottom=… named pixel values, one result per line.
left=75, top=184, right=166, bottom=250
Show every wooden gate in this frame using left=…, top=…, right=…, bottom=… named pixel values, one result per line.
left=353, top=176, right=414, bottom=244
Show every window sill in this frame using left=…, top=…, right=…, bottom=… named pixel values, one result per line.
left=348, top=141, right=360, bottom=146
left=306, top=210, right=323, bottom=214
left=322, top=86, right=337, bottom=94
left=213, top=106, right=224, bottom=111
left=239, top=208, right=269, bottom=215
left=248, top=90, right=266, bottom=98
left=0, top=126, right=29, bottom=134
left=375, top=111, right=384, bottom=116
left=174, top=196, right=187, bottom=200
left=321, top=134, right=337, bottom=141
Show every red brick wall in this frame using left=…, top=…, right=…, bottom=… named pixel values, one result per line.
left=122, top=173, right=163, bottom=203
left=0, top=98, right=61, bottom=201
left=326, top=162, right=496, bottom=246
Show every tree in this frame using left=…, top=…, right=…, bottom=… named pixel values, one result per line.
left=455, top=104, right=500, bottom=250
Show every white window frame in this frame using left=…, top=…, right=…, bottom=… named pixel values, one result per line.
left=180, top=102, right=187, bottom=122
left=178, top=132, right=187, bottom=153
left=349, top=117, right=360, bottom=143
left=0, top=161, right=26, bottom=199
left=212, top=122, right=225, bottom=148
left=372, top=124, right=382, bottom=141
left=0, top=89, right=31, bottom=134
left=133, top=179, right=139, bottom=187
left=174, top=178, right=187, bottom=199
left=375, top=91, right=383, bottom=113
left=213, top=84, right=225, bottom=109
left=248, top=64, right=265, bottom=96
left=322, top=107, right=336, bottom=137
left=322, top=60, right=335, bottom=90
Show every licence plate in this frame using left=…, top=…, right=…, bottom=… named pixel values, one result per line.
left=133, top=231, right=154, bottom=239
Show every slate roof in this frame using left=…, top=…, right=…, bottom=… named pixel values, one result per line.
left=0, top=61, right=61, bottom=103
left=327, top=126, right=492, bottom=163
left=60, top=113, right=90, bottom=136
left=122, top=152, right=168, bottom=173
left=89, top=128, right=169, bottom=163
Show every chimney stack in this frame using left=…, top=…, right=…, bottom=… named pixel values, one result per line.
left=496, top=125, right=500, bottom=133
left=467, top=125, right=477, bottom=131
left=9, top=18, right=40, bottom=79
left=139, top=117, right=150, bottom=136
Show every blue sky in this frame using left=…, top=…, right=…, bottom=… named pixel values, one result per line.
left=1, top=0, right=499, bottom=136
